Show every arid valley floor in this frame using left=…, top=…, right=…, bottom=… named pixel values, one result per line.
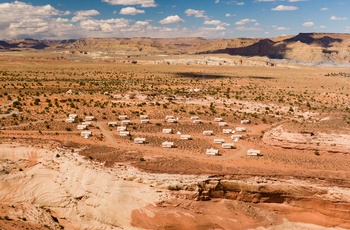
left=1, top=36, right=350, bottom=229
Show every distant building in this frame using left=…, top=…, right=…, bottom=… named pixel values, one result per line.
left=235, top=127, right=246, bottom=132
left=206, top=148, right=219, bottom=156
left=77, top=124, right=87, bottom=130
left=180, top=135, right=192, bottom=140
left=214, top=117, right=223, bottom=122
left=140, top=115, right=149, bottom=119
left=119, top=131, right=130, bottom=137
left=231, top=134, right=242, bottom=142
left=140, top=119, right=150, bottom=124
left=107, top=121, right=118, bottom=127
left=117, top=126, right=127, bottom=131
left=119, top=115, right=128, bottom=120
left=192, top=119, right=202, bottom=124
left=121, top=120, right=131, bottom=125
left=203, top=130, right=213, bottom=136
left=167, top=118, right=177, bottom=123
left=213, top=139, right=225, bottom=144
left=65, top=118, right=74, bottom=123
left=85, top=116, right=95, bottom=121
left=165, top=115, right=175, bottom=120
left=82, top=122, right=91, bottom=126
left=241, top=119, right=251, bottom=124
left=218, top=122, right=227, bottom=126
left=162, top=128, right=172, bottom=134
left=247, top=149, right=261, bottom=156
left=222, top=143, right=235, bottom=149
left=162, top=141, right=174, bottom=148
left=68, top=114, right=77, bottom=119
left=134, top=137, right=146, bottom=144
left=190, top=116, right=199, bottom=120
left=81, top=131, right=92, bottom=138
left=222, top=129, right=233, bottom=134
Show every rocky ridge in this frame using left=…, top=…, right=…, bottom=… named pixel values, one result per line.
left=1, top=33, right=349, bottom=64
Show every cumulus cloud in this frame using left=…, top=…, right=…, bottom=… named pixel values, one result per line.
left=330, top=16, right=348, bottom=21
left=275, top=26, right=290, bottom=30
left=184, top=9, right=207, bottom=19
left=302, top=21, right=314, bottom=27
left=320, top=7, right=329, bottom=11
left=102, top=0, right=156, bottom=7
left=72, top=10, right=100, bottom=22
left=235, top=19, right=257, bottom=25
left=255, top=0, right=275, bottom=2
left=119, top=7, right=145, bottom=15
left=288, top=0, right=307, bottom=2
left=272, top=5, right=298, bottom=11
left=159, top=15, right=184, bottom=24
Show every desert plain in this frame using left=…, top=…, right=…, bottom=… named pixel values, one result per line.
left=0, top=34, right=350, bottom=229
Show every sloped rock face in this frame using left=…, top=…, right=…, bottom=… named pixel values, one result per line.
left=194, top=178, right=350, bottom=228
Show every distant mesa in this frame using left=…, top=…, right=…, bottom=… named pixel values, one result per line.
left=1, top=33, right=349, bottom=64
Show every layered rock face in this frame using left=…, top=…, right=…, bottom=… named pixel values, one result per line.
left=1, top=33, right=350, bottom=64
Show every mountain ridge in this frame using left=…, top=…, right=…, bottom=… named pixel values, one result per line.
left=1, top=33, right=349, bottom=64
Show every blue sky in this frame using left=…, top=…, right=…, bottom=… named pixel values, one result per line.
left=0, top=0, right=349, bottom=40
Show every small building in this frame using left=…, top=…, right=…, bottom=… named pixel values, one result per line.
left=117, top=126, right=127, bottom=131
left=165, top=115, right=174, bottom=120
left=206, top=148, right=219, bottom=156
left=213, top=139, right=225, bottom=144
left=162, top=141, right=174, bottom=148
left=140, top=115, right=149, bottom=119
left=192, top=119, right=202, bottom=124
left=81, top=131, right=92, bottom=138
left=222, top=143, right=235, bottom=149
left=167, top=118, right=177, bottom=123
left=218, top=122, right=228, bottom=126
left=119, top=131, right=130, bottom=137
left=223, top=129, right=233, bottom=134
left=140, top=119, right=150, bottom=124
left=214, top=117, right=223, bottom=122
left=119, top=115, right=128, bottom=120
left=247, top=149, right=261, bottom=156
left=180, top=135, right=192, bottom=140
left=241, top=119, right=251, bottom=124
left=134, top=137, right=146, bottom=144
left=235, top=127, right=246, bottom=132
left=82, top=122, right=91, bottom=126
left=203, top=130, right=213, bottom=136
left=162, top=128, right=172, bottom=134
left=65, top=118, right=75, bottom=123
left=121, top=120, right=131, bottom=125
left=69, top=114, right=77, bottom=119
left=190, top=116, right=199, bottom=120
left=77, top=124, right=87, bottom=130
left=231, top=134, right=242, bottom=142
left=107, top=121, right=118, bottom=127
left=85, top=116, right=95, bottom=121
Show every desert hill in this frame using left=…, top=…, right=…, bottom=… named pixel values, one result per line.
left=1, top=33, right=349, bottom=64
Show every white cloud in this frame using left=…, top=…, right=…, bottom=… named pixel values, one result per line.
left=288, top=0, right=307, bottom=2
left=255, top=0, right=275, bottom=2
left=330, top=16, right=348, bottom=21
left=185, top=9, right=207, bottom=19
left=236, top=2, right=244, bottom=5
left=320, top=7, right=328, bottom=11
left=272, top=5, right=298, bottom=11
left=204, top=20, right=222, bottom=26
left=302, top=21, right=314, bottom=27
left=119, top=7, right=145, bottom=15
left=102, top=0, right=156, bottom=7
left=72, top=10, right=100, bottom=22
left=275, top=27, right=290, bottom=30
left=159, top=15, right=184, bottom=24
left=226, top=13, right=231, bottom=17
left=235, top=18, right=257, bottom=25
left=215, top=0, right=220, bottom=3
